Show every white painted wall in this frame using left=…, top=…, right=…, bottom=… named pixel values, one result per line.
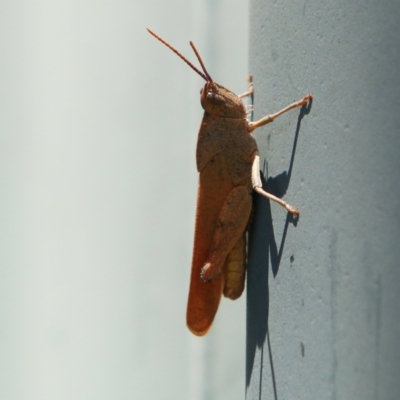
left=247, top=1, right=400, bottom=399
left=0, top=1, right=249, bottom=399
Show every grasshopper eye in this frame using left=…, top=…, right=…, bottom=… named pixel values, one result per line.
left=206, top=92, right=226, bottom=105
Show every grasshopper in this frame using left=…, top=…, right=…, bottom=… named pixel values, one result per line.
left=148, top=29, right=312, bottom=336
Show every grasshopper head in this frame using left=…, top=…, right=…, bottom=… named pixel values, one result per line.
left=200, top=81, right=246, bottom=118
left=147, top=29, right=246, bottom=118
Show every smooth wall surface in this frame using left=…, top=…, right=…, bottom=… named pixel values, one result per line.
left=247, top=1, right=400, bottom=399
left=0, top=2, right=249, bottom=400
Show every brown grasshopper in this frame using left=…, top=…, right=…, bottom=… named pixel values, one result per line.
left=147, top=29, right=312, bottom=336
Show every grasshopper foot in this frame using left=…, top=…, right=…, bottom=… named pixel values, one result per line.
left=288, top=206, right=300, bottom=216
left=300, top=93, right=313, bottom=106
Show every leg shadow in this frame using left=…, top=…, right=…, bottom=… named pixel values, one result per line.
left=246, top=99, right=312, bottom=399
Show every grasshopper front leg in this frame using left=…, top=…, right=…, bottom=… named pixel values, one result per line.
left=247, top=94, right=312, bottom=133
left=238, top=75, right=254, bottom=99
left=201, top=185, right=252, bottom=282
left=248, top=93, right=312, bottom=215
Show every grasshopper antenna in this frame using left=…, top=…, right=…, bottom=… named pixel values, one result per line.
left=189, top=42, right=213, bottom=83
left=147, top=28, right=209, bottom=82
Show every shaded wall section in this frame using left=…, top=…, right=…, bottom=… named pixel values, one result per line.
left=246, top=1, right=400, bottom=399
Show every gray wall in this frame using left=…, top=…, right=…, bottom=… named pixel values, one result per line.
left=247, top=1, right=400, bottom=399
left=0, top=1, right=249, bottom=400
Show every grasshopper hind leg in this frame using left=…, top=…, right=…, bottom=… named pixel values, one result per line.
left=201, top=185, right=252, bottom=283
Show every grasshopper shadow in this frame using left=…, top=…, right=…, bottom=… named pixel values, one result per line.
left=246, top=99, right=312, bottom=398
